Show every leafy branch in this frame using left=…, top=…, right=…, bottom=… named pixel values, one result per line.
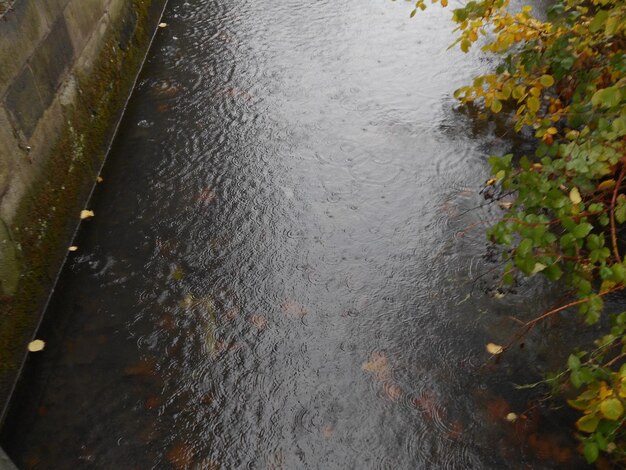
left=411, top=0, right=626, bottom=463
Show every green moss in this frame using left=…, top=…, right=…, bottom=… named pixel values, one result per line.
left=0, top=0, right=163, bottom=407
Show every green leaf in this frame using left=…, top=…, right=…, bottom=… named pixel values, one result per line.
left=589, top=10, right=609, bottom=32
left=592, top=87, right=622, bottom=108
left=600, top=398, right=624, bottom=420
left=583, top=441, right=599, bottom=463
left=616, top=199, right=626, bottom=224
left=568, top=354, right=581, bottom=370
left=577, top=414, right=600, bottom=433
left=572, top=223, right=593, bottom=239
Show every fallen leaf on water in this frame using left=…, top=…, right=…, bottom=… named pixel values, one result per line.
left=412, top=391, right=445, bottom=423
left=196, top=187, right=217, bottom=203
left=224, top=305, right=239, bottom=321
left=28, top=340, right=45, bottom=352
left=506, top=412, right=518, bottom=422
left=281, top=300, right=307, bottom=318
left=166, top=442, right=194, bottom=470
left=145, top=397, right=161, bottom=410
left=68, top=246, right=78, bottom=251
left=96, top=176, right=103, bottom=183
left=447, top=421, right=464, bottom=441
left=80, top=210, right=94, bottom=219
left=158, top=22, right=168, bottom=28
left=171, top=266, right=184, bottom=281
left=485, top=396, right=510, bottom=420
left=123, top=359, right=156, bottom=377
left=321, top=424, right=335, bottom=438
left=383, top=382, right=403, bottom=401
left=362, top=351, right=391, bottom=381
left=486, top=343, right=503, bottom=355
left=250, top=314, right=267, bottom=330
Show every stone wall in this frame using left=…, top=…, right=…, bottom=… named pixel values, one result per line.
left=0, top=0, right=166, bottom=415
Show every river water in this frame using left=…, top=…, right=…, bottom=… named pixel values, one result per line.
left=4, top=0, right=591, bottom=468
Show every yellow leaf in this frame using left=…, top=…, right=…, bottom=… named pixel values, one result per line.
left=600, top=398, right=624, bottom=420
left=486, top=343, right=503, bottom=355
left=576, top=414, right=599, bottom=433
left=569, top=187, right=582, bottom=204
left=527, top=96, right=540, bottom=112
left=469, top=29, right=477, bottom=41
left=539, top=75, right=555, bottom=87
left=531, top=262, right=547, bottom=274
left=97, top=176, right=103, bottom=183
left=485, top=178, right=497, bottom=186
left=68, top=246, right=78, bottom=252
left=441, top=0, right=448, bottom=6
left=505, top=412, right=518, bottom=422
left=491, top=99, right=503, bottom=113
left=158, top=22, right=167, bottom=28
left=598, top=179, right=616, bottom=191
left=28, top=340, right=45, bottom=352
left=547, top=127, right=558, bottom=135
left=80, top=210, right=95, bottom=219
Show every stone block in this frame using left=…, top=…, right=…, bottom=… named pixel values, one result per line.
left=63, top=0, right=110, bottom=54
left=4, top=66, right=45, bottom=138
left=0, top=0, right=51, bottom=93
left=28, top=17, right=74, bottom=111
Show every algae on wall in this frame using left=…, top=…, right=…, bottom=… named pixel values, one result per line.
left=0, top=0, right=165, bottom=414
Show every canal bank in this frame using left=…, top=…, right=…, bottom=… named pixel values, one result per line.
left=0, top=0, right=167, bottom=423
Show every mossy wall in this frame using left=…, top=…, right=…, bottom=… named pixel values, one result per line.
left=0, top=0, right=166, bottom=416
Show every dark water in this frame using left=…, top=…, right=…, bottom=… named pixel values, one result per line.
left=4, top=0, right=592, bottom=468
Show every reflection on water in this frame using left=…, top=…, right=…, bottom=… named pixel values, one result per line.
left=3, top=0, right=592, bottom=468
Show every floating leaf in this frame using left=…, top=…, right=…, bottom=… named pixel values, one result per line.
left=250, top=314, right=267, bottom=330
left=362, top=352, right=391, bottom=380
left=166, top=443, right=194, bottom=470
left=383, top=382, right=403, bottom=401
left=281, top=300, right=307, bottom=318
left=68, top=246, right=78, bottom=252
left=96, top=176, right=103, bottom=183
left=486, top=343, right=503, bottom=355
left=158, top=22, right=168, bottom=28
left=27, top=340, right=45, bottom=352
left=80, top=210, right=94, bottom=219
left=505, top=412, right=518, bottom=422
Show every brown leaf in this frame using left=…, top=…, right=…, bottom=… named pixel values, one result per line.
left=166, top=443, right=194, bottom=470
left=281, top=300, right=307, bottom=318
left=250, top=314, right=267, bottom=330
left=362, top=352, right=391, bottom=381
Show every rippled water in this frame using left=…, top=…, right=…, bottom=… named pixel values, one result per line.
left=4, top=0, right=592, bottom=468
